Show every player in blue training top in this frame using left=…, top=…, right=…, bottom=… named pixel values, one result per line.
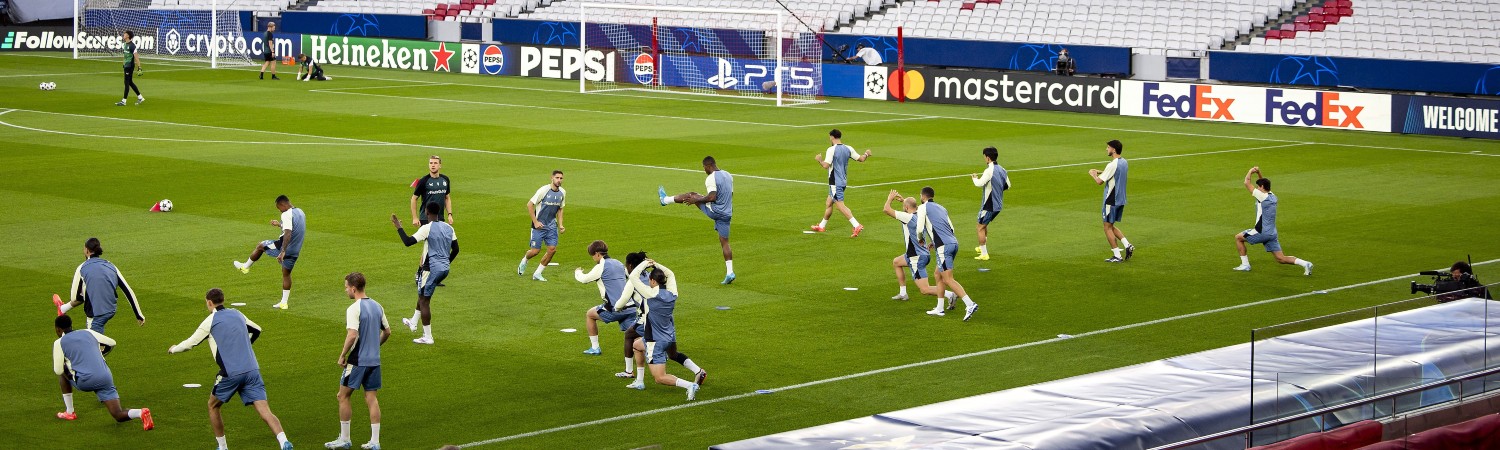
left=810, top=129, right=872, bottom=237
left=619, top=258, right=705, bottom=400
left=1089, top=140, right=1135, bottom=263
left=169, top=288, right=293, bottom=450
left=616, top=252, right=707, bottom=389
left=54, top=237, right=144, bottom=335
left=324, top=272, right=390, bottom=450
left=576, top=241, right=642, bottom=374
left=393, top=203, right=459, bottom=345
left=971, top=146, right=1011, bottom=261
left=884, top=190, right=944, bottom=302
left=233, top=195, right=306, bottom=310
left=916, top=187, right=979, bottom=321
left=1233, top=167, right=1314, bottom=275
left=519, top=170, right=567, bottom=281
left=660, top=156, right=737, bottom=284
left=51, top=315, right=153, bottom=429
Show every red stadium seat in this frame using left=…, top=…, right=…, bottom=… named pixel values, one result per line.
left=422, top=8, right=434, bottom=14
left=1295, top=22, right=1311, bottom=31
left=1325, top=14, right=1341, bottom=24
left=961, top=2, right=975, bottom=10
left=1294, top=15, right=1309, bottom=23
left=1282, top=29, right=1297, bottom=38
left=458, top=3, right=473, bottom=11
left=1308, top=13, right=1324, bottom=23
left=1309, top=22, right=1325, bottom=31
left=1310, top=6, right=1324, bottom=15
left=976, top=0, right=1002, bottom=3
left=1266, top=29, right=1282, bottom=39
left=1339, top=7, right=1353, bottom=16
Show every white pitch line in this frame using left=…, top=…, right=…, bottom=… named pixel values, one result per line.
left=0, top=110, right=397, bottom=146
left=0, top=67, right=203, bottom=78
left=456, top=259, right=1500, bottom=448
left=316, top=89, right=807, bottom=128
left=849, top=143, right=1311, bottom=189
left=0, top=108, right=825, bottom=186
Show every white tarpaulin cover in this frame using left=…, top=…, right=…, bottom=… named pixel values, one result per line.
left=714, top=298, right=1500, bottom=450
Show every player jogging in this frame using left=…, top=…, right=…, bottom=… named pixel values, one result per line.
left=54, top=237, right=144, bottom=335
left=971, top=146, right=1011, bottom=261
left=620, top=259, right=704, bottom=400
left=168, top=288, right=293, bottom=450
left=392, top=203, right=459, bottom=345
left=259, top=22, right=279, bottom=80
left=519, top=170, right=566, bottom=281
left=659, top=156, right=736, bottom=284
left=810, top=129, right=872, bottom=237
left=117, top=30, right=144, bottom=106
left=233, top=195, right=305, bottom=310
left=1088, top=140, right=1135, bottom=263
left=51, top=315, right=154, bottom=429
left=575, top=241, right=639, bottom=368
left=296, top=54, right=329, bottom=81
left=325, top=272, right=389, bottom=450
left=916, top=187, right=978, bottom=321
left=1233, top=167, right=1314, bottom=275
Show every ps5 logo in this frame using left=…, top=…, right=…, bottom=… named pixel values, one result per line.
left=706, top=58, right=737, bottom=89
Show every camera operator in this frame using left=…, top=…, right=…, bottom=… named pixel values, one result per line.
left=854, top=43, right=883, bottom=66
left=1054, top=48, right=1076, bottom=76
left=1415, top=261, right=1490, bottom=302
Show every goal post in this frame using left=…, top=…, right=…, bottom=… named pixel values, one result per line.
left=578, top=2, right=824, bottom=106
left=75, top=0, right=257, bottom=68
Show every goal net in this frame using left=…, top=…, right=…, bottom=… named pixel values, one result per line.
left=75, top=0, right=257, bottom=68
left=579, top=2, right=824, bottom=106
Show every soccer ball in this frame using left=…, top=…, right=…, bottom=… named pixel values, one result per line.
left=158, top=199, right=174, bottom=212
left=39, top=82, right=56, bottom=91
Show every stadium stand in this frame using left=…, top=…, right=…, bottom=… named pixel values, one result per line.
left=1235, top=0, right=1500, bottom=64
left=151, top=0, right=299, bottom=13
left=520, top=0, right=890, bottom=33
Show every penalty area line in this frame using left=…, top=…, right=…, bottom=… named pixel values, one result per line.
left=454, top=258, right=1500, bottom=448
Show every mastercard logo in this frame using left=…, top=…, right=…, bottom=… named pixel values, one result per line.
left=888, top=70, right=925, bottom=100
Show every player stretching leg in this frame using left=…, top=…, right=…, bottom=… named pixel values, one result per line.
left=660, top=156, right=736, bottom=284
left=51, top=315, right=153, bottom=429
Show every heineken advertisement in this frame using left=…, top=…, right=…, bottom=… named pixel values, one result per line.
left=303, top=35, right=459, bottom=72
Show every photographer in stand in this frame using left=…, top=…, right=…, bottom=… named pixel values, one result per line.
left=1413, top=261, right=1491, bottom=302
left=1054, top=48, right=1076, bottom=76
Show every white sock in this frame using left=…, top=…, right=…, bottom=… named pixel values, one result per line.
left=849, top=218, right=860, bottom=228
left=138, top=95, right=144, bottom=100
left=1294, top=258, right=1311, bottom=268
left=725, top=260, right=734, bottom=275
left=1240, top=256, right=1251, bottom=265
left=980, top=244, right=988, bottom=254
left=898, top=286, right=907, bottom=296
left=635, top=371, right=645, bottom=383
left=280, top=290, right=290, bottom=305
left=62, top=393, right=74, bottom=413
left=1112, top=248, right=1123, bottom=258
left=120, top=98, right=127, bottom=102
left=659, top=195, right=671, bottom=206
left=339, top=420, right=351, bottom=441
left=276, top=432, right=289, bottom=446
left=674, top=378, right=693, bottom=389
left=534, top=265, right=545, bottom=276
left=128, top=409, right=142, bottom=419
left=519, top=256, right=529, bottom=266
left=962, top=295, right=976, bottom=308
left=945, top=290, right=955, bottom=300
left=588, top=335, right=600, bottom=348
left=935, top=297, right=944, bottom=311
left=624, top=358, right=634, bottom=373
left=410, top=310, right=421, bottom=324
left=683, top=359, right=702, bottom=373
left=1120, top=237, right=1132, bottom=248
left=370, top=423, right=380, bottom=445
left=245, top=259, right=255, bottom=267
left=818, top=219, right=827, bottom=228
left=422, top=325, right=432, bottom=339
left=216, top=436, right=228, bottom=449
left=59, top=302, right=74, bottom=313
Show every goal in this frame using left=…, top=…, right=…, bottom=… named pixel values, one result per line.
left=75, top=0, right=257, bottom=68
left=579, top=2, right=825, bottom=106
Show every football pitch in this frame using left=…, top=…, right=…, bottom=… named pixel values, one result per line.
left=3, top=52, right=1500, bottom=449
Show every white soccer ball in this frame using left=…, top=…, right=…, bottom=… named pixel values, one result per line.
left=40, top=82, right=55, bottom=91
left=158, top=199, right=174, bottom=212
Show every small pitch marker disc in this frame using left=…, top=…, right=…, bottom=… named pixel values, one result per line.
left=230, top=303, right=247, bottom=307
left=802, top=231, right=816, bottom=234
left=715, top=306, right=731, bottom=310
left=183, top=383, right=202, bottom=388
left=755, top=389, right=774, bottom=394
left=560, top=328, right=577, bottom=333
left=977, top=268, right=992, bottom=272
left=548, top=263, right=559, bottom=266
left=843, top=287, right=858, bottom=291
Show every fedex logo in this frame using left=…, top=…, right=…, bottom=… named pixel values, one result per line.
left=1265, top=90, right=1364, bottom=129
left=1140, top=83, right=1235, bottom=120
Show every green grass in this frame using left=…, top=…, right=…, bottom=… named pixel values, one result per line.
left=2, top=52, right=1499, bottom=449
